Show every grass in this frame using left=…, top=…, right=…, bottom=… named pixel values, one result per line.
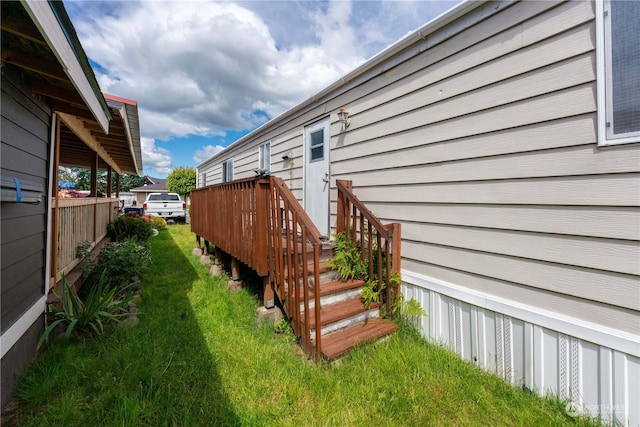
left=5, top=224, right=600, bottom=426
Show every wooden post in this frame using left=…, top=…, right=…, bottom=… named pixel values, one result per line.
left=215, top=247, right=223, bottom=265
left=263, top=276, right=274, bottom=308
left=195, top=235, right=201, bottom=249
left=106, top=166, right=112, bottom=197
left=90, top=153, right=98, bottom=197
left=115, top=172, right=120, bottom=197
left=231, top=257, right=240, bottom=281
left=203, top=239, right=210, bottom=255
left=390, top=223, right=401, bottom=275
left=91, top=153, right=98, bottom=243
left=255, top=179, right=268, bottom=276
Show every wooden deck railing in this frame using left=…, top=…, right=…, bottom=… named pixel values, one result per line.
left=191, top=176, right=324, bottom=358
left=191, top=177, right=401, bottom=359
left=269, top=176, right=322, bottom=357
left=52, top=197, right=119, bottom=282
left=190, top=177, right=270, bottom=276
left=336, top=180, right=401, bottom=316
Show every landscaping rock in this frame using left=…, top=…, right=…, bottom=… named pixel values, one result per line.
left=210, top=264, right=223, bottom=276
left=256, top=306, right=283, bottom=325
left=133, top=294, right=142, bottom=304
left=130, top=277, right=142, bottom=291
left=192, top=248, right=203, bottom=256
left=127, top=303, right=138, bottom=314
left=118, top=315, right=140, bottom=329
left=200, top=255, right=212, bottom=265
left=227, top=279, right=244, bottom=292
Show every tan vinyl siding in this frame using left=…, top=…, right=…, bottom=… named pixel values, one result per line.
left=196, top=0, right=639, bottom=332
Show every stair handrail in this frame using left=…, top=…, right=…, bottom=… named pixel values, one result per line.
left=269, top=176, right=323, bottom=359
left=336, top=179, right=401, bottom=316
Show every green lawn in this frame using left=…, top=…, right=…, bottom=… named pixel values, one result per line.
left=6, top=225, right=599, bottom=426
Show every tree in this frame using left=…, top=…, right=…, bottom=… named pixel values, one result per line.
left=166, top=166, right=196, bottom=199
left=119, top=174, right=147, bottom=192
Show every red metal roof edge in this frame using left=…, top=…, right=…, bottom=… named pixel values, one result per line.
left=103, top=92, right=138, bottom=106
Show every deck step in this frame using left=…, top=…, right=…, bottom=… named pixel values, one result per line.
left=292, top=279, right=364, bottom=312
left=307, top=298, right=380, bottom=329
left=315, top=318, right=398, bottom=360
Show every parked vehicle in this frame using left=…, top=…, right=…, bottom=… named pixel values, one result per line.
left=142, top=193, right=186, bottom=222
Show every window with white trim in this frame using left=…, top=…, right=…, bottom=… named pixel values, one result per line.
left=597, top=0, right=640, bottom=145
left=259, top=141, right=270, bottom=172
left=222, top=159, right=233, bottom=182
left=200, top=172, right=206, bottom=187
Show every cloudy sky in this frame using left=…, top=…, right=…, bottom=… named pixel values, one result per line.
left=66, top=0, right=459, bottom=178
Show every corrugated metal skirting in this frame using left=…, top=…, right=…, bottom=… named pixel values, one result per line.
left=403, top=282, right=640, bottom=426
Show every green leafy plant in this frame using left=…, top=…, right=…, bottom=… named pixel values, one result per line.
left=88, top=240, right=151, bottom=291
left=37, top=271, right=132, bottom=349
left=328, top=232, right=367, bottom=280
left=361, top=279, right=384, bottom=309
left=107, top=215, right=152, bottom=242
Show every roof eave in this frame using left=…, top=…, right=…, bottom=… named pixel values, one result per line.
left=21, top=0, right=111, bottom=132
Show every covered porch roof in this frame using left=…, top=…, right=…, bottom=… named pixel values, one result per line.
left=1, top=0, right=142, bottom=175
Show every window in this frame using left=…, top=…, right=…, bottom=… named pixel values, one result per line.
left=222, top=159, right=233, bottom=182
left=200, top=172, right=206, bottom=187
left=259, top=142, right=271, bottom=171
left=597, top=0, right=640, bottom=145
left=309, top=129, right=324, bottom=162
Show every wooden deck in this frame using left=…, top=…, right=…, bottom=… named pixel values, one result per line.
left=191, top=176, right=401, bottom=361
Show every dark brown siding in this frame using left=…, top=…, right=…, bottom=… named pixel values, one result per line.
left=1, top=66, right=51, bottom=408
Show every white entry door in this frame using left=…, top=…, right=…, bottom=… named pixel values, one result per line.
left=304, top=117, right=330, bottom=235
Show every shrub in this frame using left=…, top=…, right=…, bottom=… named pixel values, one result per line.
left=38, top=271, right=132, bottom=348
left=107, top=215, right=152, bottom=242
left=150, top=215, right=167, bottom=230
left=88, top=239, right=151, bottom=290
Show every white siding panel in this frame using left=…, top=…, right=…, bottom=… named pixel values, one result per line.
left=403, top=240, right=639, bottom=311
left=402, top=280, right=640, bottom=423
left=368, top=204, right=639, bottom=241
left=353, top=174, right=640, bottom=206
left=333, top=115, right=597, bottom=170
left=403, top=223, right=639, bottom=275
left=337, top=84, right=596, bottom=155
left=334, top=144, right=639, bottom=185
left=351, top=52, right=595, bottom=140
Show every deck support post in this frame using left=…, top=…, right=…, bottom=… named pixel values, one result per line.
left=231, top=257, right=240, bottom=281
left=263, top=276, right=274, bottom=309
left=215, top=247, right=223, bottom=265
left=195, top=235, right=201, bottom=249
left=203, top=240, right=210, bottom=255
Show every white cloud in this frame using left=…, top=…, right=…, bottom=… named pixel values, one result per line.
left=194, top=145, right=226, bottom=164
left=69, top=0, right=459, bottom=170
left=141, top=137, right=173, bottom=175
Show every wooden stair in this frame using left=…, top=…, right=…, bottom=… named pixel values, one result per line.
left=288, top=254, right=398, bottom=361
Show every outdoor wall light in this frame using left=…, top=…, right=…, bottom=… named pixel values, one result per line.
left=337, top=107, right=350, bottom=132
left=282, top=151, right=293, bottom=160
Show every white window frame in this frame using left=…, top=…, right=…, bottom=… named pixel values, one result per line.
left=222, top=159, right=233, bottom=182
left=200, top=172, right=206, bottom=187
left=596, top=0, right=640, bottom=146
left=259, top=141, right=271, bottom=172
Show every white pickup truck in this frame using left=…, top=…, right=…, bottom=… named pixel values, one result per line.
left=143, top=193, right=186, bottom=222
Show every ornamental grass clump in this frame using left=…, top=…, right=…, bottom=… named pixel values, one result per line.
left=37, top=270, right=132, bottom=349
